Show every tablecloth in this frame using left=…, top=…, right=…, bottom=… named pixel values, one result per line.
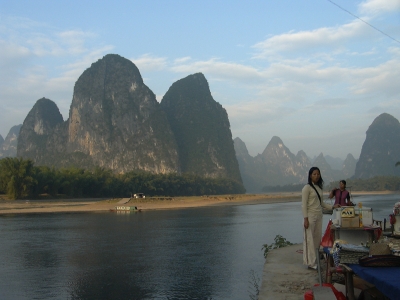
left=347, top=263, right=400, bottom=300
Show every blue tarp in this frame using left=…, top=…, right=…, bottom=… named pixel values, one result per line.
left=348, top=263, right=400, bottom=300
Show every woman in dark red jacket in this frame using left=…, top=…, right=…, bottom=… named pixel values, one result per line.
left=329, top=180, right=354, bottom=208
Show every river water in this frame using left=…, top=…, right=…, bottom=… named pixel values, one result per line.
left=0, top=194, right=398, bottom=300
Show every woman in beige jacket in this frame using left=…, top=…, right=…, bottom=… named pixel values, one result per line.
left=302, top=167, right=332, bottom=270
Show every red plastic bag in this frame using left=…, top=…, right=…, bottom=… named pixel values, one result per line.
left=304, top=283, right=346, bottom=300
left=303, top=289, right=313, bottom=300
left=320, top=219, right=334, bottom=248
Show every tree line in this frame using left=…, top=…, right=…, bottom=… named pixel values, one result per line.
left=327, top=176, right=400, bottom=192
left=262, top=176, right=400, bottom=193
left=0, top=157, right=245, bottom=200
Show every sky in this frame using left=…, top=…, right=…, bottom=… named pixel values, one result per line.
left=0, top=0, right=399, bottom=160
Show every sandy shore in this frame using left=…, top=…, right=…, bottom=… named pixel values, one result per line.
left=0, top=191, right=396, bottom=215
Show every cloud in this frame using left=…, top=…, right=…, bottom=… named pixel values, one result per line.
left=388, top=47, right=400, bottom=55
left=303, top=97, right=349, bottom=113
left=171, top=58, right=263, bottom=83
left=131, top=54, right=167, bottom=72
left=174, top=56, right=191, bottom=63
left=359, top=0, right=400, bottom=16
left=0, top=40, right=30, bottom=61
left=227, top=100, right=295, bottom=125
left=0, top=40, right=32, bottom=79
left=61, top=45, right=114, bottom=76
left=27, top=33, right=64, bottom=56
left=57, top=30, right=96, bottom=55
left=1, top=16, right=100, bottom=58
left=27, top=30, right=100, bottom=57
left=252, top=19, right=372, bottom=59
left=0, top=16, right=114, bottom=132
left=163, top=37, right=399, bottom=121
left=350, top=57, right=400, bottom=97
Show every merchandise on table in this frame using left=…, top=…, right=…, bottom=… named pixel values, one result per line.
left=333, top=206, right=373, bottom=227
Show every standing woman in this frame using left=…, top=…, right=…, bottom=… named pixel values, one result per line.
left=302, top=167, right=333, bottom=270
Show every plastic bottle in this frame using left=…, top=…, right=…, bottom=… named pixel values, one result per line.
left=358, top=202, right=363, bottom=227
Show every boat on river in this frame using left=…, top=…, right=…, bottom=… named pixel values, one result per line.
left=110, top=205, right=141, bottom=212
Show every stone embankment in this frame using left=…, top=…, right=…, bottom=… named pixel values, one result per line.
left=258, top=244, right=322, bottom=300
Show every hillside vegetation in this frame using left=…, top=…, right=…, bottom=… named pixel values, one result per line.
left=0, top=157, right=245, bottom=200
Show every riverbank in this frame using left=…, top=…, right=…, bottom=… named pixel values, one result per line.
left=0, top=191, right=396, bottom=215
left=0, top=193, right=300, bottom=214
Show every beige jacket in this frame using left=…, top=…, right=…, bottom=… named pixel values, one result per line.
left=301, top=183, right=332, bottom=218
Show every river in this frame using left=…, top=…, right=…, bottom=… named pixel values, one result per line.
left=0, top=193, right=398, bottom=300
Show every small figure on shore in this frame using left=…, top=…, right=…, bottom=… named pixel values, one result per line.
left=301, top=167, right=333, bottom=270
left=329, top=180, right=354, bottom=208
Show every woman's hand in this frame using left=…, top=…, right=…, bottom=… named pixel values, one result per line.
left=333, top=204, right=341, bottom=209
left=304, top=217, right=309, bottom=229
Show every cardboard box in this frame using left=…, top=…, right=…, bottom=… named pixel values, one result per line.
left=359, top=209, right=373, bottom=226
left=341, top=207, right=355, bottom=218
left=341, top=216, right=360, bottom=228
left=334, top=207, right=373, bottom=226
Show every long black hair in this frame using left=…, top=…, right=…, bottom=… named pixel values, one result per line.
left=307, top=166, right=324, bottom=189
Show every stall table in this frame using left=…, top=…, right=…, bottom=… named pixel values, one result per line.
left=325, top=226, right=381, bottom=283
left=346, top=264, right=400, bottom=300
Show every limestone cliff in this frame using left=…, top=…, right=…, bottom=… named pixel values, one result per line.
left=160, top=73, right=242, bottom=183
left=234, top=137, right=261, bottom=192
left=17, top=97, right=65, bottom=164
left=312, top=153, right=342, bottom=183
left=255, top=136, right=311, bottom=188
left=354, top=113, right=400, bottom=178
left=0, top=125, right=22, bottom=158
left=342, top=154, right=357, bottom=179
left=66, top=54, right=179, bottom=173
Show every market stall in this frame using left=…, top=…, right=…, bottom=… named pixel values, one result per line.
left=322, top=203, right=400, bottom=300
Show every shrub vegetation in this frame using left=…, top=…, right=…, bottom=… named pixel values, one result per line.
left=0, top=158, right=245, bottom=200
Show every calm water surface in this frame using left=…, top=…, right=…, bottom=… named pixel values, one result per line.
left=0, top=194, right=398, bottom=300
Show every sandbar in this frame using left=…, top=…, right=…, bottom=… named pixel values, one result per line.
left=0, top=191, right=396, bottom=215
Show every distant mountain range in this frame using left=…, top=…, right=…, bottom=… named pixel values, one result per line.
left=233, top=112, right=400, bottom=192
left=16, top=54, right=242, bottom=185
left=1, top=54, right=400, bottom=193
left=233, top=136, right=357, bottom=192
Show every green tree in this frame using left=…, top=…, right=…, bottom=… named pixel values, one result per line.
left=33, top=166, right=60, bottom=197
left=0, top=157, right=36, bottom=199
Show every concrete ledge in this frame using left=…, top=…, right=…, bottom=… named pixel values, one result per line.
left=258, top=244, right=322, bottom=300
